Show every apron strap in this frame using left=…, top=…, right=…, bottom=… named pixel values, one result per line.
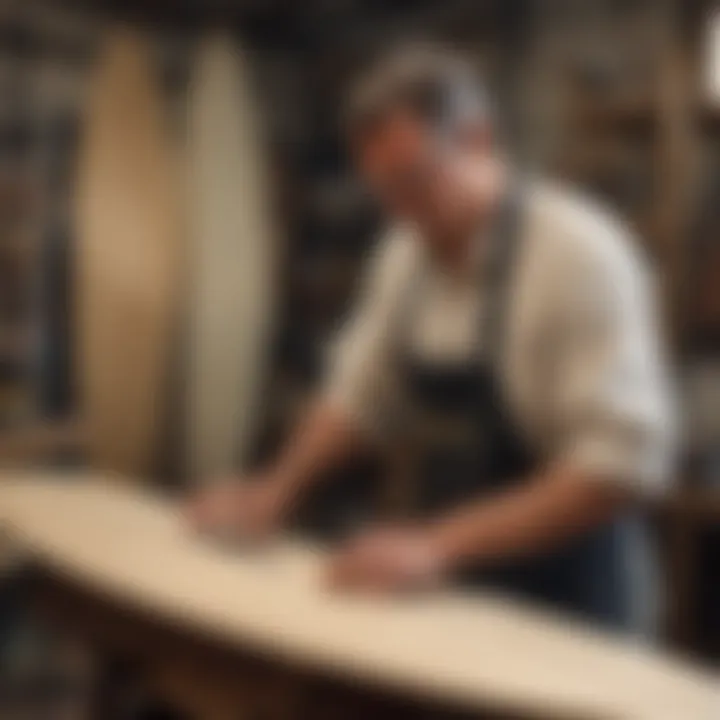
left=479, top=178, right=525, bottom=371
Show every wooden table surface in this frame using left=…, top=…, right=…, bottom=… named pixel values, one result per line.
left=0, top=473, right=716, bottom=720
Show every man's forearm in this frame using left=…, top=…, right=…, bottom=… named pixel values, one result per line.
left=270, top=401, right=368, bottom=505
left=429, top=465, right=630, bottom=571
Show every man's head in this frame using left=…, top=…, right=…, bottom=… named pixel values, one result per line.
left=346, top=45, right=498, bottom=235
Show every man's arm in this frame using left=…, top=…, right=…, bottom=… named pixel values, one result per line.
left=428, top=465, right=629, bottom=571
left=263, top=400, right=370, bottom=510
left=327, top=464, right=632, bottom=592
left=269, top=231, right=419, bottom=505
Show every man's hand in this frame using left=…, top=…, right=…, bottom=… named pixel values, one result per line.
left=326, top=525, right=447, bottom=594
left=183, top=402, right=366, bottom=544
left=184, top=474, right=291, bottom=543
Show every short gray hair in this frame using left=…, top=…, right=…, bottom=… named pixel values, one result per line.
left=345, top=44, right=493, bottom=140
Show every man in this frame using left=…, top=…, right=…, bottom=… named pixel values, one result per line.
left=188, top=47, right=674, bottom=635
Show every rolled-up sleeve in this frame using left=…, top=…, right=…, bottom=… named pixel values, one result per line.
left=322, top=229, right=419, bottom=440
left=548, top=222, right=676, bottom=495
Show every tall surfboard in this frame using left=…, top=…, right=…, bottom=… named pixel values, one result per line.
left=186, top=35, right=275, bottom=481
left=74, top=28, right=181, bottom=479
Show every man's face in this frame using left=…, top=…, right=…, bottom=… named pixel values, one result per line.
left=354, top=109, right=477, bottom=231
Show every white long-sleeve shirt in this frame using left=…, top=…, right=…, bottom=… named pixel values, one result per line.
left=324, top=181, right=676, bottom=494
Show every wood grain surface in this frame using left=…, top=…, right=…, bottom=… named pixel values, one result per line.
left=74, top=27, right=181, bottom=479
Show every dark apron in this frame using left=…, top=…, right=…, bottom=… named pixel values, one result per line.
left=401, top=184, right=656, bottom=635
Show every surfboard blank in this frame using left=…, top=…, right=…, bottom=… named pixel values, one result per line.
left=0, top=476, right=716, bottom=720
left=186, top=35, right=275, bottom=481
left=75, top=28, right=181, bottom=479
